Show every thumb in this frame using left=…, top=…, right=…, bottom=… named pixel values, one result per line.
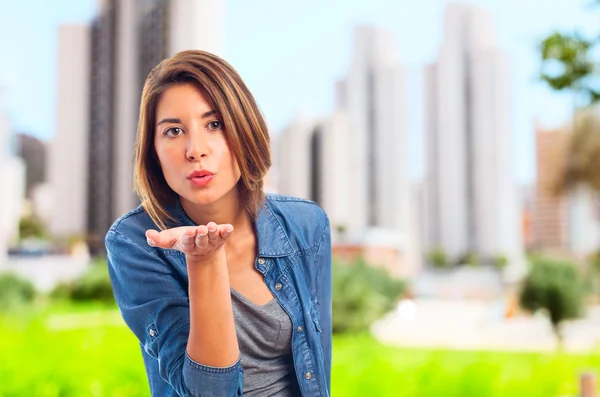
left=146, top=229, right=178, bottom=248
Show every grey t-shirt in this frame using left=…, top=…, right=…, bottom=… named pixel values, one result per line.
left=231, top=288, right=301, bottom=396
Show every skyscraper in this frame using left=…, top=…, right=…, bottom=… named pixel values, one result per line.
left=0, top=109, right=26, bottom=264
left=51, top=0, right=223, bottom=255
left=531, top=122, right=569, bottom=251
left=337, top=26, right=409, bottom=235
left=424, top=3, right=523, bottom=265
left=49, top=24, right=91, bottom=240
left=277, top=110, right=352, bottom=234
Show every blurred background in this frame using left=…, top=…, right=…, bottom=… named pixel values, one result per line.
left=1, top=0, right=600, bottom=396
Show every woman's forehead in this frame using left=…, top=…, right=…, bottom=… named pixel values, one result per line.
left=156, top=83, right=217, bottom=120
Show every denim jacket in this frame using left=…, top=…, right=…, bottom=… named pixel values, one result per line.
left=105, top=194, right=332, bottom=397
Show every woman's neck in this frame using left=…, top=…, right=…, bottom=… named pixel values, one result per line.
left=179, top=190, right=253, bottom=235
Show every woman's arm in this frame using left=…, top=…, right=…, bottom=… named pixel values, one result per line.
left=186, top=249, right=239, bottom=367
left=106, top=225, right=243, bottom=397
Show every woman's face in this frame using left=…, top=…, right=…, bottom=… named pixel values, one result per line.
left=154, top=83, right=241, bottom=207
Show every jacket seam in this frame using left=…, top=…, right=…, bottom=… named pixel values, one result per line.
left=315, top=212, right=330, bottom=256
left=106, top=228, right=162, bottom=259
left=110, top=206, right=144, bottom=231
left=264, top=199, right=297, bottom=255
left=266, top=194, right=316, bottom=204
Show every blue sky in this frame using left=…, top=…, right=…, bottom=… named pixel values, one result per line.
left=0, top=0, right=597, bottom=183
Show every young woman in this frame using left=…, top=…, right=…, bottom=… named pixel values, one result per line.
left=105, top=50, right=332, bottom=397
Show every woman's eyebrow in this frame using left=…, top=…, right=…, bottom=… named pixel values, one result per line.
left=156, top=110, right=218, bottom=126
left=156, top=117, right=181, bottom=126
left=201, top=110, right=217, bottom=118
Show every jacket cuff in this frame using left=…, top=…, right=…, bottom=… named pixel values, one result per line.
left=182, top=353, right=243, bottom=397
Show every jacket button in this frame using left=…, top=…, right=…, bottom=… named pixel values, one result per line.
left=257, top=257, right=265, bottom=265
left=149, top=329, right=156, bottom=337
left=297, top=325, right=303, bottom=332
left=275, top=283, right=282, bottom=290
left=304, top=372, right=312, bottom=380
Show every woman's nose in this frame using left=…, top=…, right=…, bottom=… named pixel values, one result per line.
left=185, top=135, right=208, bottom=161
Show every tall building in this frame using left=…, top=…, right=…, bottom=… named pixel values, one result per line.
left=424, top=3, right=523, bottom=266
left=51, top=0, right=223, bottom=254
left=277, top=110, right=352, bottom=234
left=568, top=186, right=600, bottom=255
left=0, top=110, right=26, bottom=264
left=15, top=133, right=47, bottom=198
left=49, top=24, right=91, bottom=240
left=531, top=123, right=569, bottom=250
left=336, top=26, right=409, bottom=234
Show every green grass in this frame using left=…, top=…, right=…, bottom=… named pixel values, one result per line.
left=332, top=334, right=600, bottom=397
left=1, top=303, right=599, bottom=396
left=0, top=303, right=149, bottom=397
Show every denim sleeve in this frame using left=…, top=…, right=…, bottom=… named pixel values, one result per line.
left=105, top=229, right=243, bottom=397
left=315, top=214, right=332, bottom=393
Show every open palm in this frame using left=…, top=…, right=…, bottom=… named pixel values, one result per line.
left=145, top=222, right=234, bottom=259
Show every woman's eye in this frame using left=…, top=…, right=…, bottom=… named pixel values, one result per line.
left=207, top=121, right=223, bottom=131
left=165, top=127, right=183, bottom=137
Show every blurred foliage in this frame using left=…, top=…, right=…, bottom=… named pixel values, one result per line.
left=427, top=247, right=450, bottom=269
left=18, top=213, right=47, bottom=240
left=332, top=258, right=407, bottom=334
left=519, top=259, right=584, bottom=348
left=491, top=254, right=508, bottom=270
left=455, top=251, right=480, bottom=267
left=0, top=273, right=36, bottom=312
left=540, top=32, right=598, bottom=104
left=332, top=334, right=600, bottom=397
left=554, top=108, right=600, bottom=195
left=586, top=250, right=600, bottom=296
left=539, top=10, right=600, bottom=248
left=51, top=260, right=114, bottom=304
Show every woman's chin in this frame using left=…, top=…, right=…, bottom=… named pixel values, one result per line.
left=180, top=190, right=222, bottom=206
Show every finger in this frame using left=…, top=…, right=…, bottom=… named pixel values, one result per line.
left=146, top=229, right=178, bottom=248
left=179, top=229, right=197, bottom=247
left=207, top=222, right=219, bottom=242
left=194, top=225, right=209, bottom=247
left=219, top=224, right=234, bottom=239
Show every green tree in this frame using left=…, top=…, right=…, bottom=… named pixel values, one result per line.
left=519, top=259, right=584, bottom=349
left=332, top=258, right=407, bottom=334
left=539, top=5, right=600, bottom=270
left=0, top=273, right=36, bottom=311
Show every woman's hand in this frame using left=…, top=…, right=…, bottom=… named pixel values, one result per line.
left=145, top=222, right=234, bottom=262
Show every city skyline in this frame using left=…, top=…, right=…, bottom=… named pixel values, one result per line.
left=277, top=25, right=421, bottom=276
left=0, top=0, right=597, bottom=185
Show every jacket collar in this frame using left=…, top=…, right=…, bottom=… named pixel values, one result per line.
left=169, top=195, right=295, bottom=258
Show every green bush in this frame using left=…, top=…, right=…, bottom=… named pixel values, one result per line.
left=0, top=272, right=36, bottom=311
left=427, top=247, right=449, bottom=269
left=455, top=251, right=480, bottom=267
left=332, top=258, right=407, bottom=334
left=19, top=214, right=47, bottom=240
left=519, top=259, right=584, bottom=348
left=492, top=254, right=508, bottom=270
left=51, top=260, right=115, bottom=304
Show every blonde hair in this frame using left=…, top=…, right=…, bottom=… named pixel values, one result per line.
left=134, top=50, right=271, bottom=230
